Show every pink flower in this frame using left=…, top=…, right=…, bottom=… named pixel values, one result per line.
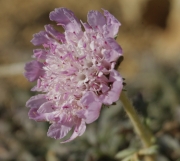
left=25, top=8, right=123, bottom=142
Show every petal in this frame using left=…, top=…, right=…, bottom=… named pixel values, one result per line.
left=102, top=70, right=123, bottom=105
left=81, top=21, right=92, bottom=31
left=28, top=108, right=56, bottom=122
left=87, top=10, right=106, bottom=28
left=28, top=107, right=41, bottom=120
left=102, top=81, right=123, bottom=105
left=28, top=108, right=45, bottom=121
left=37, top=101, right=55, bottom=113
left=47, top=123, right=72, bottom=139
left=103, top=9, right=121, bottom=37
left=101, top=83, right=109, bottom=93
left=105, top=37, right=122, bottom=54
left=76, top=120, right=86, bottom=136
left=26, top=94, right=47, bottom=108
left=76, top=109, right=87, bottom=119
left=109, top=70, right=123, bottom=82
left=61, top=119, right=86, bottom=143
left=102, top=49, right=120, bottom=62
left=49, top=8, right=81, bottom=33
left=31, top=31, right=50, bottom=46
left=80, top=92, right=102, bottom=124
left=64, top=31, right=83, bottom=45
left=45, top=24, right=65, bottom=42
left=24, top=60, right=44, bottom=82
left=33, top=49, right=47, bottom=60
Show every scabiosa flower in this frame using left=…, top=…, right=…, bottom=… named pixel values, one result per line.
left=25, top=8, right=123, bottom=143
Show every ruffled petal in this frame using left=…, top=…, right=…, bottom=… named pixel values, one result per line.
left=47, top=123, right=72, bottom=139
left=103, top=9, right=121, bottom=38
left=45, top=24, right=65, bottom=42
left=28, top=107, right=56, bottom=122
left=81, top=21, right=92, bottom=31
left=102, top=81, right=123, bottom=105
left=28, top=107, right=41, bottom=120
left=37, top=101, right=55, bottom=113
left=49, top=8, right=81, bottom=33
left=61, top=119, right=86, bottom=143
left=33, top=49, right=47, bottom=60
left=80, top=91, right=102, bottom=124
left=26, top=94, right=47, bottom=108
left=31, top=31, right=50, bottom=46
left=76, top=109, right=86, bottom=119
left=24, top=60, right=44, bottom=82
left=105, top=37, right=122, bottom=54
left=87, top=10, right=106, bottom=29
left=102, top=49, right=120, bottom=62
left=102, top=70, right=123, bottom=105
left=109, top=69, right=123, bottom=82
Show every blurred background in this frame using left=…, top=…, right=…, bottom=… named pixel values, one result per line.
left=0, top=0, right=180, bottom=160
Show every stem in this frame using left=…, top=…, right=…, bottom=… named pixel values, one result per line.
left=120, top=91, right=155, bottom=161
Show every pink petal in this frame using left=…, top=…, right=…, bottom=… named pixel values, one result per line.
left=81, top=21, right=92, bottom=31
left=37, top=101, right=55, bottom=113
left=103, top=9, right=121, bottom=37
left=101, top=83, right=109, bottom=93
left=80, top=92, right=102, bottom=124
left=61, top=119, right=86, bottom=143
left=102, top=70, right=123, bottom=105
left=49, top=8, right=81, bottom=33
left=47, top=123, right=72, bottom=139
left=77, top=120, right=86, bottom=136
left=28, top=108, right=56, bottom=122
left=87, top=10, right=106, bottom=29
left=109, top=70, right=123, bottom=82
left=76, top=109, right=87, bottom=119
left=31, top=31, right=49, bottom=46
left=102, top=81, right=123, bottom=105
left=26, top=94, right=47, bottom=108
left=103, top=49, right=120, bottom=62
left=105, top=37, right=122, bottom=54
left=33, top=49, right=47, bottom=60
left=24, top=60, right=44, bottom=82
left=45, top=24, right=65, bottom=42
left=28, top=107, right=41, bottom=120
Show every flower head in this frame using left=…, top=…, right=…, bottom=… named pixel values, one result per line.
left=25, top=8, right=123, bottom=142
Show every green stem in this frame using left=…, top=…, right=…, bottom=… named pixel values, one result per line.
left=120, top=91, right=155, bottom=160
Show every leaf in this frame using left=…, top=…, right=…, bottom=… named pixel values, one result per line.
left=138, top=145, right=158, bottom=155
left=115, top=148, right=137, bottom=159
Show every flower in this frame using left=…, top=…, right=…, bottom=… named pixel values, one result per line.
left=25, top=8, right=123, bottom=143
